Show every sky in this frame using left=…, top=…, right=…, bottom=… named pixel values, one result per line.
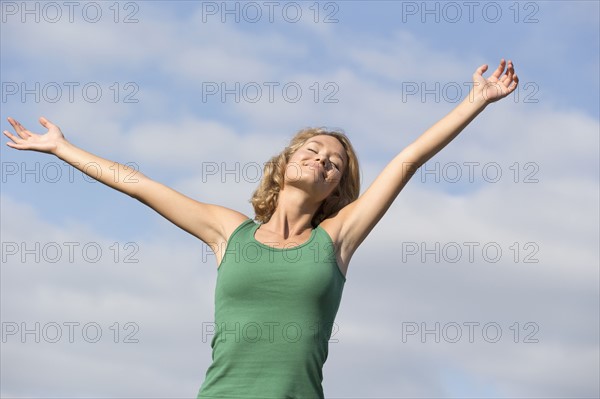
left=0, top=0, right=598, bottom=398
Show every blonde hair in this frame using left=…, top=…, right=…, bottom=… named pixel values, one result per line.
left=251, top=127, right=360, bottom=227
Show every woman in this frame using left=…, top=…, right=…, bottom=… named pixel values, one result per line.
left=4, top=60, right=518, bottom=398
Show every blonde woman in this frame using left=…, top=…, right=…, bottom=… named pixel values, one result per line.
left=4, top=60, right=518, bottom=398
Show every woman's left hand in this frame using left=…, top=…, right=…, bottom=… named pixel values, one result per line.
left=472, top=59, right=519, bottom=104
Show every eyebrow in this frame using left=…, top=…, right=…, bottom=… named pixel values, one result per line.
left=306, top=139, right=346, bottom=166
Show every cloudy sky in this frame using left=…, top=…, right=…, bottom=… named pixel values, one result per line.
left=1, top=1, right=598, bottom=398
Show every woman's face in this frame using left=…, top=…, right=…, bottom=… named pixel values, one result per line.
left=284, top=134, right=347, bottom=201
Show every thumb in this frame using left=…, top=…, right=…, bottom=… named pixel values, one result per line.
left=39, top=116, right=53, bottom=128
left=475, top=64, right=488, bottom=76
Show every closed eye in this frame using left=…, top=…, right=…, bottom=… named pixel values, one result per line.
left=307, top=147, right=339, bottom=170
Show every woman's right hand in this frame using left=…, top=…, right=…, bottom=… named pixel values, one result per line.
left=3, top=116, right=66, bottom=155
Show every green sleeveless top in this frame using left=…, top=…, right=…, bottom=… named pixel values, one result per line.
left=197, top=218, right=346, bottom=399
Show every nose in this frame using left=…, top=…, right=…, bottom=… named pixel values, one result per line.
left=315, top=156, right=328, bottom=167
left=317, top=158, right=334, bottom=172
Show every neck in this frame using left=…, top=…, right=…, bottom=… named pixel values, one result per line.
left=263, top=186, right=322, bottom=237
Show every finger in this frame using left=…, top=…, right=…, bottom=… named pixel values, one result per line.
left=500, top=69, right=513, bottom=86
left=9, top=117, right=32, bottom=138
left=491, top=59, right=506, bottom=80
left=474, top=64, right=488, bottom=77
left=3, top=130, right=25, bottom=147
left=39, top=116, right=53, bottom=129
left=3, top=129, right=21, bottom=141
left=5, top=139, right=20, bottom=149
left=7, top=117, right=29, bottom=138
left=5, top=140, right=25, bottom=150
left=505, top=62, right=515, bottom=80
left=473, top=64, right=489, bottom=88
left=508, top=74, right=519, bottom=92
left=7, top=117, right=21, bottom=132
left=502, top=75, right=518, bottom=95
left=499, top=65, right=515, bottom=87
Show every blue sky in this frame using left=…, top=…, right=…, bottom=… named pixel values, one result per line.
left=1, top=1, right=598, bottom=398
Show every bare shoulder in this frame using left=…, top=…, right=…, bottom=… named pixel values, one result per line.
left=318, top=214, right=353, bottom=277
left=208, top=205, right=252, bottom=243
left=318, top=216, right=343, bottom=244
left=318, top=202, right=358, bottom=247
left=204, top=206, right=251, bottom=268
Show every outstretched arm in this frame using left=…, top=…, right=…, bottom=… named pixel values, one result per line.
left=3, top=117, right=248, bottom=248
left=329, top=59, right=519, bottom=262
left=401, top=59, right=518, bottom=163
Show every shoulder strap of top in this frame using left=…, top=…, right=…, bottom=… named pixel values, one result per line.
left=226, top=218, right=255, bottom=245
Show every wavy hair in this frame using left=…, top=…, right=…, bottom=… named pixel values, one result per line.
left=251, top=127, right=360, bottom=227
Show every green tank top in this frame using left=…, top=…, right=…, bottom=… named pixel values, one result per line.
left=197, top=218, right=346, bottom=398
